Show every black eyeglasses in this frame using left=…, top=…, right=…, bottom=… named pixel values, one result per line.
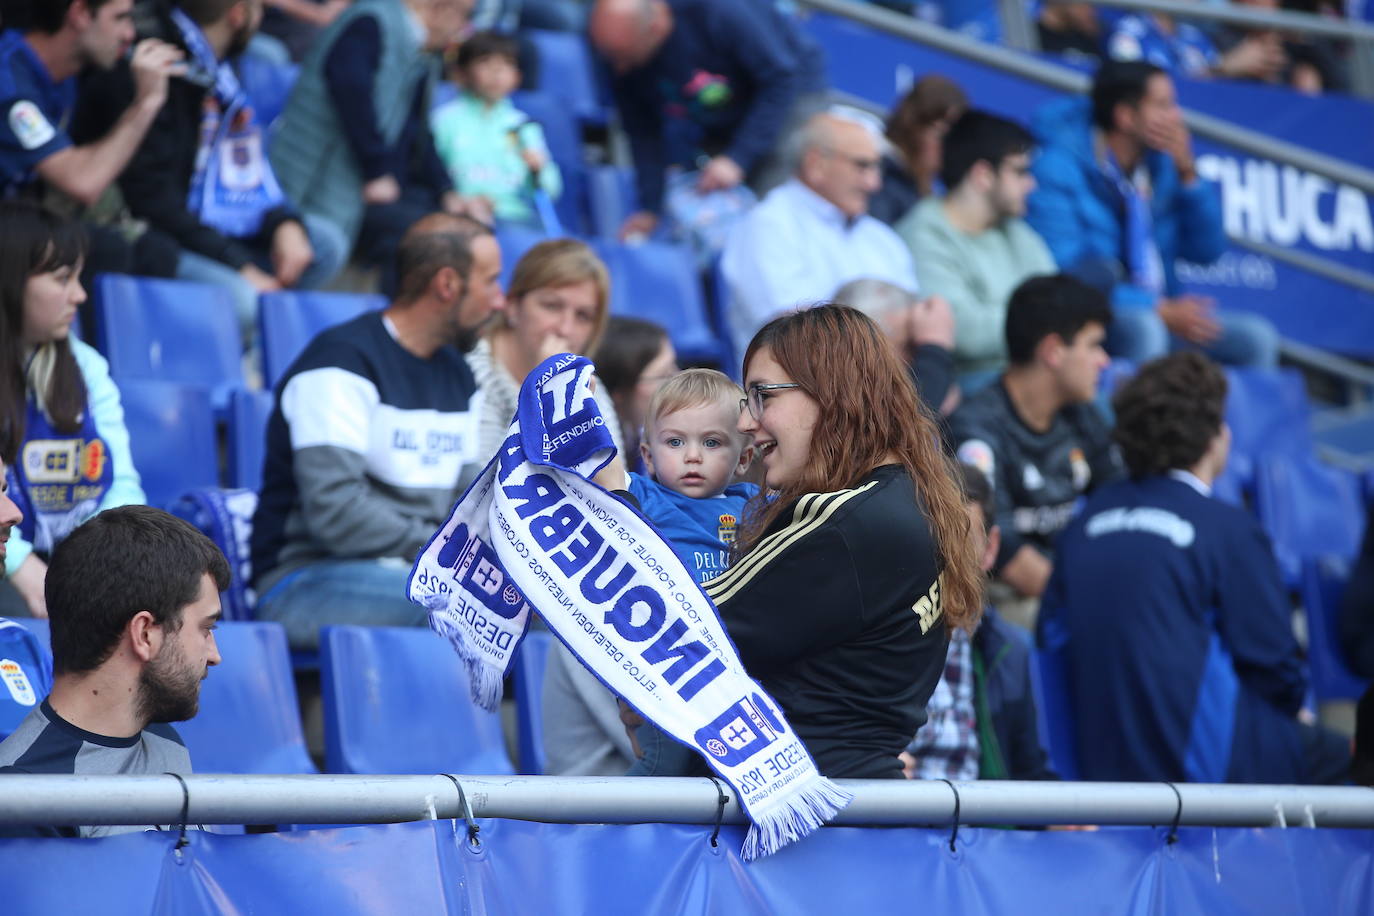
left=740, top=383, right=801, bottom=421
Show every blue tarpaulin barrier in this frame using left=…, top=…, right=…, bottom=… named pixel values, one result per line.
left=2, top=820, right=1370, bottom=913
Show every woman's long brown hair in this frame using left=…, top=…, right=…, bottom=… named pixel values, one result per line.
left=737, top=304, right=982, bottom=632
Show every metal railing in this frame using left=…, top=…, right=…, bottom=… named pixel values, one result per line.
left=1, top=774, right=1372, bottom=828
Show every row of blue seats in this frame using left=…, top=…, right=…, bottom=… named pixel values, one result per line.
left=8, top=619, right=556, bottom=778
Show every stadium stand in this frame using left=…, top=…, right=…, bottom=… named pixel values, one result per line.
left=512, top=629, right=554, bottom=775
left=175, top=621, right=317, bottom=775
left=523, top=29, right=609, bottom=125
left=94, top=275, right=244, bottom=413
left=118, top=379, right=220, bottom=510
left=257, top=290, right=387, bottom=390
left=594, top=239, right=728, bottom=367
left=226, top=388, right=275, bottom=492
left=1301, top=557, right=1372, bottom=703
left=320, top=626, right=515, bottom=776
left=1254, top=453, right=1365, bottom=588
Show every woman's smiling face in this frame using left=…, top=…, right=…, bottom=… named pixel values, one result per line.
left=738, top=346, right=819, bottom=492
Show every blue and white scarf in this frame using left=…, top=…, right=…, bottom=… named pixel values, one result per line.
left=410, top=354, right=851, bottom=860
left=171, top=7, right=286, bottom=238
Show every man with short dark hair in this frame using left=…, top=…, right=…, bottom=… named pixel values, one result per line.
left=250, top=213, right=505, bottom=650
left=1039, top=352, right=1350, bottom=784
left=947, top=274, right=1122, bottom=611
left=0, top=505, right=230, bottom=837
left=1027, top=60, right=1277, bottom=367
left=897, top=110, right=1056, bottom=381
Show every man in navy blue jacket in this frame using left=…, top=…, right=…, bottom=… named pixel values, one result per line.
left=589, top=0, right=826, bottom=239
left=1039, top=352, right=1350, bottom=784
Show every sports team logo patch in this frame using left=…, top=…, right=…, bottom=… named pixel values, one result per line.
left=8, top=100, right=55, bottom=150
left=717, top=513, right=738, bottom=545
left=0, top=659, right=36, bottom=706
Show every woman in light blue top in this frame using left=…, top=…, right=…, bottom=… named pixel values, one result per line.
left=0, top=202, right=145, bottom=618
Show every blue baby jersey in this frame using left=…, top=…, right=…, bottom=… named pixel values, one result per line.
left=628, top=473, right=756, bottom=585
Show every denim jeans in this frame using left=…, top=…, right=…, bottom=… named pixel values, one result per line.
left=255, top=558, right=427, bottom=650
left=175, top=213, right=350, bottom=342
left=1107, top=307, right=1280, bottom=369
left=624, top=722, right=704, bottom=777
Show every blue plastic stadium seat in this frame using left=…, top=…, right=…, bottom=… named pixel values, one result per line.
left=95, top=274, right=244, bottom=412
left=595, top=240, right=727, bottom=367
left=1299, top=556, right=1371, bottom=702
left=495, top=224, right=552, bottom=289
left=176, top=621, right=317, bottom=774
left=227, top=388, right=274, bottom=491
left=320, top=626, right=515, bottom=775
left=523, top=30, right=608, bottom=124
left=512, top=630, right=553, bottom=775
left=586, top=165, right=639, bottom=241
left=1254, top=454, right=1365, bottom=588
left=119, top=379, right=219, bottom=510
left=1030, top=646, right=1079, bottom=780
left=1224, top=367, right=1313, bottom=496
left=506, top=90, right=586, bottom=235
left=258, top=290, right=385, bottom=390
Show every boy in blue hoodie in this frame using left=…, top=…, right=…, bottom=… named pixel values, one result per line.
left=627, top=368, right=756, bottom=585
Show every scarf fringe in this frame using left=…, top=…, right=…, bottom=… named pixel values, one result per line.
left=428, top=609, right=505, bottom=712
left=740, top=777, right=854, bottom=862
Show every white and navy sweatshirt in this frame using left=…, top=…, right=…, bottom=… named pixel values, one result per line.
left=251, top=312, right=484, bottom=593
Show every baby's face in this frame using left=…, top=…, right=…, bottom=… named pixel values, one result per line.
left=641, top=401, right=747, bottom=499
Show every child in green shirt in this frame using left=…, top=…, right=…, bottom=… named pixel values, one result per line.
left=431, top=32, right=563, bottom=228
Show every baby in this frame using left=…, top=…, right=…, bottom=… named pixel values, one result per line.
left=628, top=368, right=757, bottom=585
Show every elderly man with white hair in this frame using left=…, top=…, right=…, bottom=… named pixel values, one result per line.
left=720, top=107, right=922, bottom=358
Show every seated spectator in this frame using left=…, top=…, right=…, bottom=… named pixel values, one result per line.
left=467, top=238, right=625, bottom=463
left=832, top=277, right=957, bottom=414
left=270, top=0, right=479, bottom=296
left=720, top=107, right=920, bottom=360
left=1037, top=2, right=1102, bottom=65
left=0, top=505, right=230, bottom=837
left=0, top=469, right=48, bottom=736
left=431, top=31, right=562, bottom=230
left=1340, top=502, right=1374, bottom=680
left=250, top=214, right=504, bottom=650
left=1039, top=351, right=1351, bottom=784
left=947, top=275, right=1122, bottom=622
left=545, top=368, right=755, bottom=776
left=1028, top=60, right=1278, bottom=368
left=902, top=463, right=1056, bottom=781
left=897, top=110, right=1056, bottom=385
left=0, top=202, right=146, bottom=621
left=589, top=0, right=828, bottom=240
left=591, top=316, right=677, bottom=471
left=869, top=74, right=967, bottom=227
left=76, top=0, right=348, bottom=344
left=0, top=0, right=183, bottom=305
left=1105, top=5, right=1287, bottom=82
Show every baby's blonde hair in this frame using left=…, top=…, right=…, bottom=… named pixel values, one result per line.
left=645, top=368, right=743, bottom=432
